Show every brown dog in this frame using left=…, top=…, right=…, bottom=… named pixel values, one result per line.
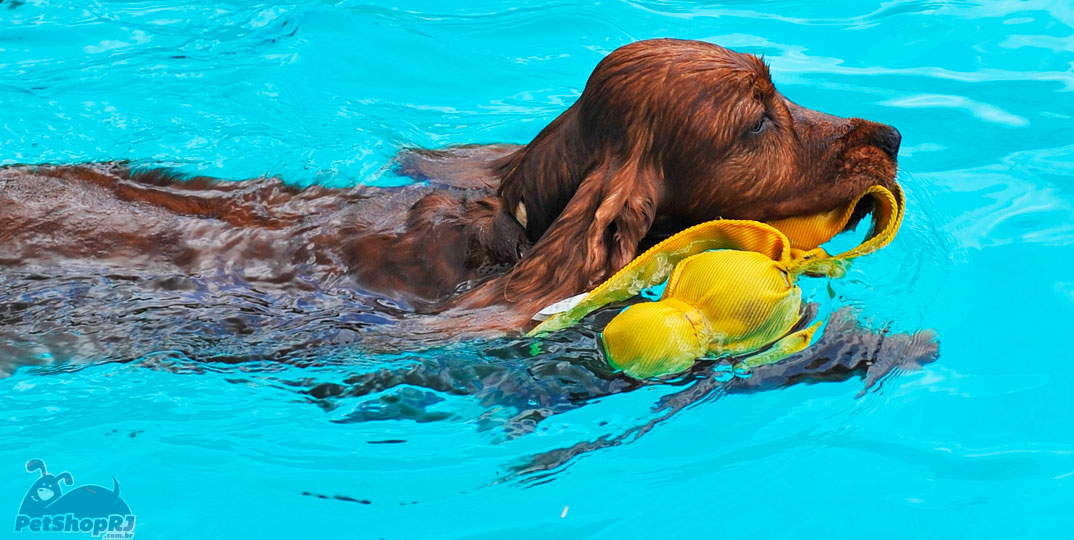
left=0, top=38, right=900, bottom=332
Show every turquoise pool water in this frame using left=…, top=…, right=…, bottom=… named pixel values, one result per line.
left=3, top=1, right=1073, bottom=538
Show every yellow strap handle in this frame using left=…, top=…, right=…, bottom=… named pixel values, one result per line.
left=787, top=183, right=904, bottom=277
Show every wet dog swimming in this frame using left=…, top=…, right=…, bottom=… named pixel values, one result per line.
left=0, top=40, right=935, bottom=474
left=1, top=39, right=902, bottom=331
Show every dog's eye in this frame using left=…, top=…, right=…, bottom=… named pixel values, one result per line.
left=750, top=115, right=768, bottom=134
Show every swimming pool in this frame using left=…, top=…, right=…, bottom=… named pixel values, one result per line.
left=2, top=1, right=1073, bottom=538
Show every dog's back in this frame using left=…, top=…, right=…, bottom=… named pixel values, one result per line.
left=0, top=159, right=528, bottom=307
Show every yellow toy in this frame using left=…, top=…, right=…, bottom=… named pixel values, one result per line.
left=528, top=183, right=905, bottom=379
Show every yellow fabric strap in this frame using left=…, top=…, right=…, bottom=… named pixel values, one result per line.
left=528, top=183, right=904, bottom=337
left=784, top=183, right=904, bottom=277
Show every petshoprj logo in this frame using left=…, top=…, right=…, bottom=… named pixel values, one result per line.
left=13, top=460, right=136, bottom=538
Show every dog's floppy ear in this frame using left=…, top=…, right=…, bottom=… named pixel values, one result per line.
left=496, top=150, right=660, bottom=314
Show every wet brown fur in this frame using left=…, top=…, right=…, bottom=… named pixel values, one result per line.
left=0, top=39, right=900, bottom=332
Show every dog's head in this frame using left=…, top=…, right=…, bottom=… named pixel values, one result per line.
left=476, top=39, right=901, bottom=317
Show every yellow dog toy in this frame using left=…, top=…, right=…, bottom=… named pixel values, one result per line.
left=528, top=183, right=905, bottom=379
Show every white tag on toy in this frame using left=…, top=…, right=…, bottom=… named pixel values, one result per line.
left=532, top=292, right=589, bottom=321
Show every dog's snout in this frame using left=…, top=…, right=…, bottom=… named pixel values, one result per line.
left=848, top=120, right=901, bottom=160
left=874, top=124, right=901, bottom=160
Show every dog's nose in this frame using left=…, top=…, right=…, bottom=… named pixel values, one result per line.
left=874, top=124, right=901, bottom=160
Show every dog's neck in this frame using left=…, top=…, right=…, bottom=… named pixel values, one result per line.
left=482, top=197, right=532, bottom=264
left=340, top=188, right=533, bottom=309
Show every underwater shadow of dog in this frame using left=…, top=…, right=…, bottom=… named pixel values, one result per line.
left=299, top=307, right=937, bottom=482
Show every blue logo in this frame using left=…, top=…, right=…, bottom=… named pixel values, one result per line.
left=14, top=460, right=136, bottom=538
